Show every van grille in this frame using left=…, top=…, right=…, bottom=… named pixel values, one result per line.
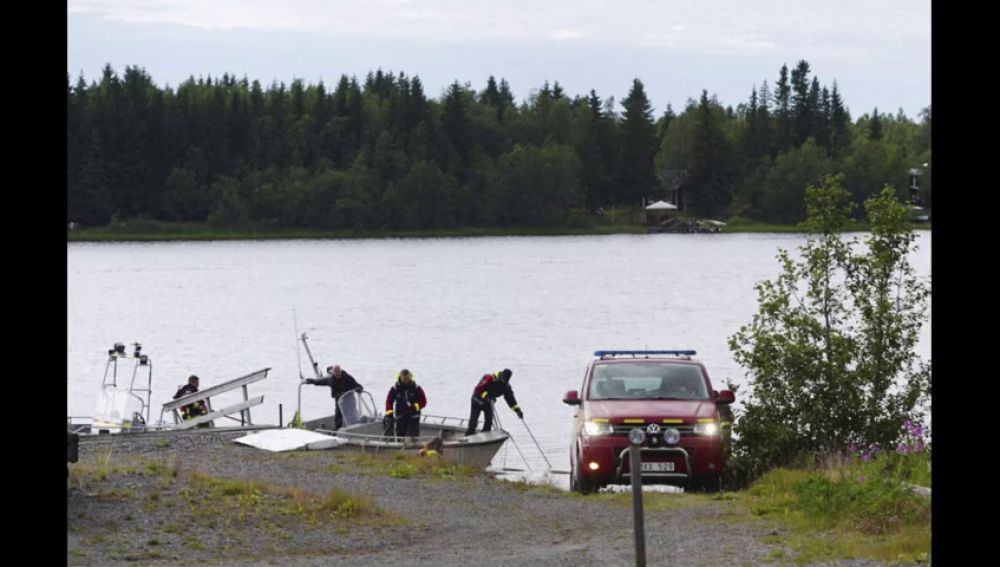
left=611, top=423, right=695, bottom=436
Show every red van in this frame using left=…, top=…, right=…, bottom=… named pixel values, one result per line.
left=562, top=350, right=735, bottom=493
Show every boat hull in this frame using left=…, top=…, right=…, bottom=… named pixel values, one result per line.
left=303, top=414, right=509, bottom=469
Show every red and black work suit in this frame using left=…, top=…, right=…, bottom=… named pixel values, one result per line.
left=385, top=376, right=426, bottom=438
left=310, top=371, right=362, bottom=430
left=465, top=372, right=520, bottom=435
left=173, top=384, right=209, bottom=427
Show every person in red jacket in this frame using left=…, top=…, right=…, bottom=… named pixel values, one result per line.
left=384, top=368, right=426, bottom=439
left=465, top=368, right=521, bottom=435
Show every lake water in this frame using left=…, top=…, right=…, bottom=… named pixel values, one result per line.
left=68, top=232, right=930, bottom=473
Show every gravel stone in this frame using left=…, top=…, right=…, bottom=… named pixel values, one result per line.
left=67, top=430, right=926, bottom=566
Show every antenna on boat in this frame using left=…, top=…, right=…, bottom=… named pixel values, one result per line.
left=293, top=308, right=304, bottom=379
left=291, top=308, right=305, bottom=429
left=299, top=331, right=322, bottom=379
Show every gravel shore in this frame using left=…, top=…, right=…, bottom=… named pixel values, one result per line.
left=67, top=429, right=916, bottom=566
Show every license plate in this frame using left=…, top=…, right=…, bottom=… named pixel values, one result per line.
left=641, top=462, right=675, bottom=472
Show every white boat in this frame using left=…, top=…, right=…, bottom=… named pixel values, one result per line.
left=68, top=342, right=156, bottom=434
left=291, top=332, right=509, bottom=468
left=301, top=391, right=510, bottom=469
left=68, top=342, right=273, bottom=435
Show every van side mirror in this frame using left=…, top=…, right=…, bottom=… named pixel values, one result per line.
left=716, top=390, right=735, bottom=405
left=562, top=390, right=581, bottom=405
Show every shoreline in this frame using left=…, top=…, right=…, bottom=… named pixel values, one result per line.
left=67, top=223, right=931, bottom=242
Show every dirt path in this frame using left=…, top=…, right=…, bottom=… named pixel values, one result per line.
left=66, top=430, right=901, bottom=566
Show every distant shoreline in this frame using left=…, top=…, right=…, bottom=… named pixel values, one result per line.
left=67, top=222, right=930, bottom=242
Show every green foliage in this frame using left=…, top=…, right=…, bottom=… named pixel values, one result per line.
left=497, top=143, right=581, bottom=225
left=794, top=474, right=918, bottom=533
left=331, top=451, right=479, bottom=481
left=728, top=175, right=930, bottom=483
left=749, top=427, right=931, bottom=535
left=686, top=91, right=742, bottom=217
left=619, top=78, right=657, bottom=205
left=316, top=488, right=379, bottom=518
left=759, top=139, right=834, bottom=223
left=744, top=452, right=930, bottom=564
left=387, top=462, right=419, bottom=478
left=840, top=135, right=910, bottom=208
left=66, top=64, right=928, bottom=231
left=655, top=102, right=698, bottom=172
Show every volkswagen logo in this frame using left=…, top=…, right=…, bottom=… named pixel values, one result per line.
left=646, top=423, right=661, bottom=435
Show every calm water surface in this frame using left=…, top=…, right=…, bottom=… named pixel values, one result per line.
left=68, top=232, right=931, bottom=472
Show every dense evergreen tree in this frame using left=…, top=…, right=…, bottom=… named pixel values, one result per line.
left=66, top=62, right=928, bottom=230
left=829, top=82, right=851, bottom=159
left=773, top=64, right=793, bottom=155
left=618, top=79, right=657, bottom=205
left=686, top=91, right=741, bottom=217
left=656, top=103, right=677, bottom=147
left=868, top=107, right=884, bottom=141
left=816, top=85, right=831, bottom=149
left=790, top=60, right=813, bottom=147
left=440, top=81, right=474, bottom=173
left=742, top=86, right=769, bottom=160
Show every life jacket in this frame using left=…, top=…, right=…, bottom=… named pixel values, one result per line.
left=385, top=372, right=426, bottom=416
left=473, top=371, right=520, bottom=412
left=175, top=384, right=208, bottom=420
left=180, top=400, right=208, bottom=420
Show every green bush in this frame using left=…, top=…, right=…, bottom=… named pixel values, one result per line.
left=728, top=177, right=931, bottom=483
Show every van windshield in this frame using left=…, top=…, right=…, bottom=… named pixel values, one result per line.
left=588, top=363, right=709, bottom=400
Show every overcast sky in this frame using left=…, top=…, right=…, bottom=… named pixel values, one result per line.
left=68, top=0, right=931, bottom=119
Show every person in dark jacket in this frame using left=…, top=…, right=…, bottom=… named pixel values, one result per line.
left=384, top=368, right=426, bottom=439
left=304, top=364, right=363, bottom=430
left=465, top=368, right=521, bottom=435
left=173, top=374, right=210, bottom=427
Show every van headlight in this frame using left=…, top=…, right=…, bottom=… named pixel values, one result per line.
left=583, top=421, right=615, bottom=436
left=693, top=422, right=719, bottom=436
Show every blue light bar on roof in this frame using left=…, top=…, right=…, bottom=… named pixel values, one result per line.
left=594, top=350, right=697, bottom=357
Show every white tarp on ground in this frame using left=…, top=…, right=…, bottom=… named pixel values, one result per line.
left=233, top=428, right=349, bottom=452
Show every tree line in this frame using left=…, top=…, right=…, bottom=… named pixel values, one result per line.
left=67, top=61, right=931, bottom=229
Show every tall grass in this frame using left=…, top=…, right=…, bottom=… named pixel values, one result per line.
left=743, top=419, right=931, bottom=563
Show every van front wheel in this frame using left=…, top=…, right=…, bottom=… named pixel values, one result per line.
left=571, top=454, right=595, bottom=494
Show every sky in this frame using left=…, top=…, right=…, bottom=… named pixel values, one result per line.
left=67, top=0, right=931, bottom=120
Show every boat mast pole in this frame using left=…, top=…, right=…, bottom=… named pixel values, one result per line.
left=293, top=309, right=304, bottom=379
left=293, top=330, right=324, bottom=429
left=300, top=333, right=322, bottom=379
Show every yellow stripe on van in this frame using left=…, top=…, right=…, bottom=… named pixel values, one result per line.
left=697, top=418, right=715, bottom=423
left=591, top=418, right=609, bottom=423
left=661, top=419, right=683, bottom=424
left=622, top=419, right=645, bottom=424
